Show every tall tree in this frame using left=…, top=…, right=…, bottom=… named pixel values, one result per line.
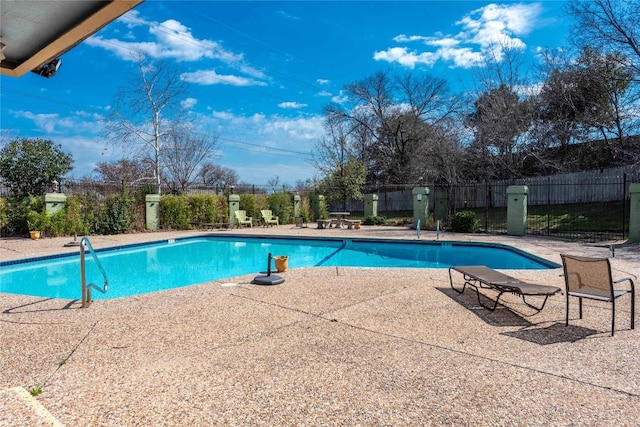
left=105, top=53, right=189, bottom=194
left=314, top=120, right=366, bottom=209
left=323, top=71, right=461, bottom=185
left=465, top=84, right=531, bottom=179
left=534, top=46, right=634, bottom=169
left=197, top=163, right=238, bottom=189
left=569, top=0, right=640, bottom=79
left=94, top=159, right=154, bottom=184
left=163, top=127, right=220, bottom=194
left=0, top=138, right=73, bottom=197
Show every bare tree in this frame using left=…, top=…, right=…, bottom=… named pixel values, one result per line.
left=163, top=127, right=220, bottom=194
left=94, top=159, right=154, bottom=184
left=323, top=71, right=462, bottom=185
left=569, top=0, right=640, bottom=80
left=465, top=84, right=531, bottom=179
left=105, top=53, right=189, bottom=194
left=313, top=119, right=366, bottom=209
left=197, top=163, right=238, bottom=189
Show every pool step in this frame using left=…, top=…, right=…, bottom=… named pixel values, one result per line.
left=0, top=386, right=64, bottom=426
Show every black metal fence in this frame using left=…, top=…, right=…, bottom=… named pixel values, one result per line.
left=343, top=167, right=639, bottom=241
left=3, top=167, right=637, bottom=241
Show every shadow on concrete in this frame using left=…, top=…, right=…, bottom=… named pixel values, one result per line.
left=501, top=322, right=600, bottom=344
left=437, top=287, right=532, bottom=327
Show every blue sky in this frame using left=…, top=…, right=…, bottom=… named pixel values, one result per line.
left=0, top=1, right=571, bottom=186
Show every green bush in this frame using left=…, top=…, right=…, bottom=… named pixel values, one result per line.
left=160, top=195, right=190, bottom=230
left=239, top=194, right=258, bottom=220
left=47, top=210, right=66, bottom=237
left=267, top=193, right=293, bottom=224
left=214, top=195, right=228, bottom=223
left=300, top=196, right=312, bottom=222
left=0, top=198, right=7, bottom=230
left=311, top=195, right=329, bottom=220
left=3, top=198, right=30, bottom=236
left=450, top=211, right=479, bottom=233
left=99, top=194, right=135, bottom=234
left=189, top=195, right=218, bottom=224
left=362, top=215, right=386, bottom=225
left=63, top=196, right=90, bottom=235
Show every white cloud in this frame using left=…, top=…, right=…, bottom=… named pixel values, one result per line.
left=278, top=101, right=307, bottom=109
left=116, top=10, right=147, bottom=28
left=211, top=111, right=235, bottom=120
left=373, top=47, right=439, bottom=69
left=316, top=78, right=330, bottom=85
left=86, top=18, right=244, bottom=64
left=375, top=3, right=542, bottom=69
left=393, top=34, right=429, bottom=43
left=180, top=70, right=267, bottom=86
left=12, top=110, right=105, bottom=134
left=239, top=64, right=267, bottom=79
left=276, top=10, right=300, bottom=20
left=261, top=116, right=324, bottom=141
left=181, top=98, right=198, bottom=110
left=198, top=110, right=323, bottom=184
left=331, top=90, right=349, bottom=104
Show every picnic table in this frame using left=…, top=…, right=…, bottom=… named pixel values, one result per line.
left=328, top=212, right=350, bottom=228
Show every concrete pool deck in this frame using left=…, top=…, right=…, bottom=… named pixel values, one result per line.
left=1, top=226, right=639, bottom=426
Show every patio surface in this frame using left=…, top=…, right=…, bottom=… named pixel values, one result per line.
left=1, top=226, right=639, bottom=426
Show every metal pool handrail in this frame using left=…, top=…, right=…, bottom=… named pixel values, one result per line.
left=80, top=237, right=108, bottom=307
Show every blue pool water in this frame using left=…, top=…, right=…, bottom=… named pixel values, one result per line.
left=0, top=236, right=558, bottom=300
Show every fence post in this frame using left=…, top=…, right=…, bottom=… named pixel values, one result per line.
left=145, top=194, right=160, bottom=231
left=507, top=185, right=528, bottom=236
left=44, top=192, right=66, bottom=216
left=629, top=183, right=640, bottom=242
left=364, top=194, right=378, bottom=217
left=228, top=194, right=240, bottom=227
left=412, top=187, right=430, bottom=229
left=293, top=193, right=301, bottom=218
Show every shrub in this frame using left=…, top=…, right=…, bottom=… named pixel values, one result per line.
left=450, top=211, right=479, bottom=233
left=0, top=198, right=7, bottom=230
left=160, top=195, right=190, bottom=230
left=47, top=210, right=66, bottom=237
left=239, top=194, right=258, bottom=220
left=362, top=215, right=386, bottom=225
left=63, top=196, right=90, bottom=235
left=267, top=193, right=293, bottom=224
left=299, top=196, right=312, bottom=222
left=99, top=194, right=135, bottom=234
left=214, top=195, right=228, bottom=223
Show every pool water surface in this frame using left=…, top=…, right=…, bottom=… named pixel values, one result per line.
left=0, top=236, right=558, bottom=300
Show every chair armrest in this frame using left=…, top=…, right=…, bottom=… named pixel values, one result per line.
left=613, top=277, right=635, bottom=292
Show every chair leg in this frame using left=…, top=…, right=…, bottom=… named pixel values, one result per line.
left=631, top=288, right=635, bottom=330
left=611, top=299, right=615, bottom=336
left=578, top=298, right=583, bottom=319
left=565, top=294, right=570, bottom=326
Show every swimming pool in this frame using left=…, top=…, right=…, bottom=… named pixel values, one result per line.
left=0, top=235, right=558, bottom=300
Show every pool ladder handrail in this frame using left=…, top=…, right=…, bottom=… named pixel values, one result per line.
left=80, top=237, right=108, bottom=307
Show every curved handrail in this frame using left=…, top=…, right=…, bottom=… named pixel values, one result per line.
left=80, top=237, right=108, bottom=307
